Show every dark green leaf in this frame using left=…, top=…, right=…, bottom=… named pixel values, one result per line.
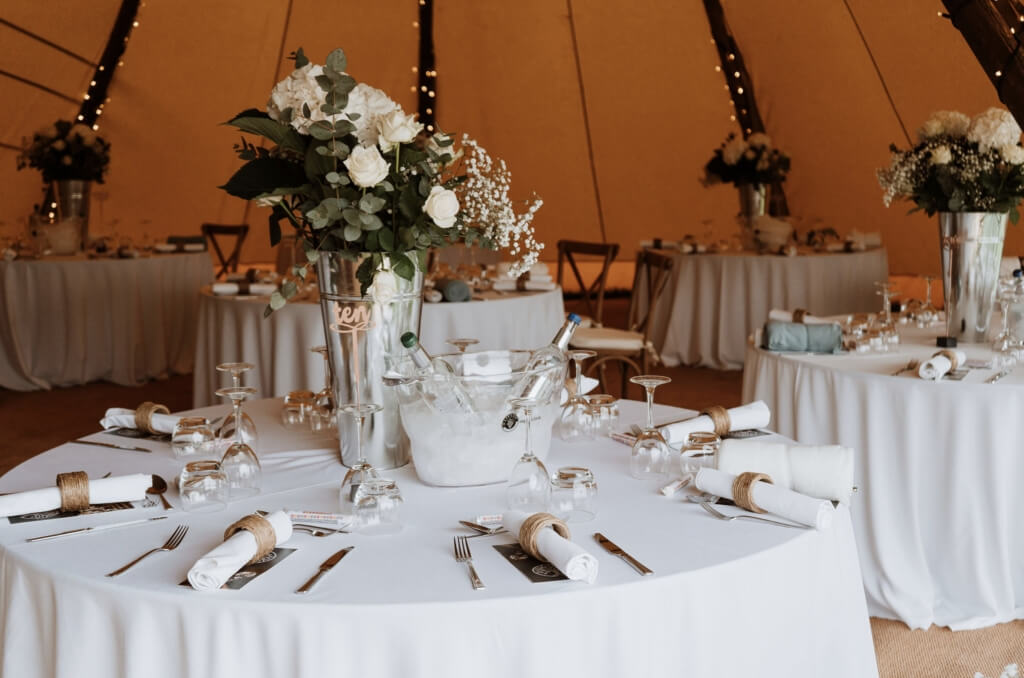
left=365, top=230, right=379, bottom=250
left=392, top=254, right=415, bottom=280
left=224, top=115, right=306, bottom=154
left=304, top=143, right=334, bottom=185
left=355, top=255, right=376, bottom=292
left=379, top=228, right=395, bottom=251
left=326, top=48, right=347, bottom=73
left=293, top=48, right=309, bottom=68
left=219, top=158, right=307, bottom=200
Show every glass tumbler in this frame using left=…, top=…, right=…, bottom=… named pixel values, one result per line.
left=353, top=478, right=403, bottom=535
left=679, top=431, right=720, bottom=478
left=282, top=390, right=317, bottom=431
left=585, top=394, right=620, bottom=437
left=171, top=417, right=216, bottom=459
left=550, top=467, right=598, bottom=523
left=178, top=460, right=228, bottom=512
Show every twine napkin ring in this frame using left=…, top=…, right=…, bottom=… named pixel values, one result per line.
left=935, top=350, right=961, bottom=370
left=518, top=512, right=571, bottom=562
left=56, top=471, right=90, bottom=512
left=134, top=402, right=170, bottom=434
left=224, top=514, right=276, bottom=563
left=700, top=405, right=732, bottom=436
left=732, top=472, right=774, bottom=513
left=792, top=308, right=810, bottom=324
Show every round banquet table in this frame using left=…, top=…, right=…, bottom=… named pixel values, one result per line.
left=742, top=321, right=1024, bottom=630
left=192, top=286, right=566, bottom=407
left=647, top=248, right=888, bottom=369
left=0, top=252, right=213, bottom=391
left=0, top=399, right=877, bottom=678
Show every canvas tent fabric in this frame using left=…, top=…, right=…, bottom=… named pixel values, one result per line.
left=0, top=0, right=1013, bottom=275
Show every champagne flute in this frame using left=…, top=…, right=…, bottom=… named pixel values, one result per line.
left=505, top=397, right=551, bottom=512
left=629, top=375, right=672, bottom=479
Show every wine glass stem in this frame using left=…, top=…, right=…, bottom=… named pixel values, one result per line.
left=232, top=374, right=241, bottom=388
left=523, top=408, right=534, bottom=460
left=925, top=279, right=932, bottom=307
left=1002, top=301, right=1010, bottom=334
left=573, top=358, right=584, bottom=396
left=322, top=354, right=331, bottom=394
left=645, top=386, right=655, bottom=430
left=232, top=398, right=244, bottom=445
left=355, top=414, right=366, bottom=465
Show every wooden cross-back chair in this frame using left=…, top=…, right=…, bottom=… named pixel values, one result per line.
left=571, top=248, right=675, bottom=397
left=556, top=240, right=620, bottom=327
left=202, top=223, right=250, bottom=279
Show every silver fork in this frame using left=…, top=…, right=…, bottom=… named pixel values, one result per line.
left=453, top=535, right=485, bottom=590
left=105, top=525, right=189, bottom=577
left=698, top=502, right=804, bottom=529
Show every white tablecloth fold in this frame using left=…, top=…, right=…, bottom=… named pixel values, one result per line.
left=918, top=350, right=967, bottom=380
left=99, top=408, right=181, bottom=434
left=187, top=511, right=293, bottom=591
left=0, top=474, right=150, bottom=517
left=767, top=309, right=833, bottom=325
left=211, top=283, right=277, bottom=296
left=717, top=439, right=854, bottom=503
left=502, top=511, right=598, bottom=583
left=694, top=467, right=834, bottom=530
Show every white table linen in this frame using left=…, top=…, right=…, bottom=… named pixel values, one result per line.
left=646, top=248, right=888, bottom=369
left=192, top=287, right=565, bottom=407
left=0, top=252, right=213, bottom=390
left=743, top=321, right=1024, bottom=630
left=0, top=399, right=876, bottom=678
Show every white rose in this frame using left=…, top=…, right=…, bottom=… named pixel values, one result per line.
left=722, top=137, right=746, bottom=165
left=367, top=270, right=398, bottom=304
left=930, top=145, right=952, bottom=165
left=1002, top=144, right=1024, bottom=165
left=344, top=144, right=390, bottom=188
left=747, top=132, right=771, bottom=148
left=968, top=107, right=1022, bottom=152
left=344, top=83, right=400, bottom=146
left=377, top=109, right=423, bottom=152
left=267, top=64, right=337, bottom=134
left=423, top=186, right=459, bottom=228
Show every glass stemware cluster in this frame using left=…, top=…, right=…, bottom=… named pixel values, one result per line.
left=337, top=401, right=405, bottom=535
left=628, top=375, right=674, bottom=479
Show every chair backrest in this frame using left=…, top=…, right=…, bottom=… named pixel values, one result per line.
left=626, top=248, right=675, bottom=343
left=201, top=223, right=249, bottom=279
left=556, top=240, right=620, bottom=325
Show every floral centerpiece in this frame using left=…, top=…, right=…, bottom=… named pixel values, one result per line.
left=16, top=120, right=111, bottom=183
left=878, top=107, right=1024, bottom=342
left=702, top=132, right=790, bottom=187
left=219, top=47, right=542, bottom=311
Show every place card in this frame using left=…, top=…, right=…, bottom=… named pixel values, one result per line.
left=106, top=427, right=171, bottom=442
left=179, top=548, right=297, bottom=590
left=942, top=369, right=970, bottom=381
left=5, top=499, right=148, bottom=524
left=493, top=543, right=568, bottom=583
left=723, top=429, right=770, bottom=440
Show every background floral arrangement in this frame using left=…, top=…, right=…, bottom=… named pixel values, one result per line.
left=702, top=132, right=790, bottom=187
left=16, top=120, right=111, bottom=183
left=877, top=108, right=1024, bottom=222
left=220, top=47, right=542, bottom=308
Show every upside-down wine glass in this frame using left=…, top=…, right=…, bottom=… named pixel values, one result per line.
left=446, top=338, right=480, bottom=354
left=629, top=374, right=673, bottom=479
left=310, top=346, right=336, bottom=432
left=558, top=350, right=597, bottom=442
left=874, top=281, right=899, bottom=349
left=505, top=397, right=551, bottom=512
left=215, top=386, right=262, bottom=498
left=338, top=402, right=382, bottom=505
left=917, top=275, right=938, bottom=328
left=992, top=280, right=1018, bottom=368
left=215, top=362, right=258, bottom=449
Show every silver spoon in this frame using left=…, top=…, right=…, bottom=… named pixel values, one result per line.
left=147, top=474, right=172, bottom=510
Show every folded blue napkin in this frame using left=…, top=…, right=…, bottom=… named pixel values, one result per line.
left=761, top=321, right=842, bottom=354
left=435, top=278, right=471, bottom=303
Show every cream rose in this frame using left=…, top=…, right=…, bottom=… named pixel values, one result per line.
left=377, top=109, right=423, bottom=152
left=930, top=145, right=952, bottom=165
left=1002, top=144, right=1024, bottom=165
left=423, top=186, right=459, bottom=228
left=344, top=145, right=390, bottom=188
left=722, top=137, right=746, bottom=165
left=367, top=270, right=398, bottom=305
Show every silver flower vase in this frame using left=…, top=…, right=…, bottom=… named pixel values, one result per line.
left=317, top=252, right=423, bottom=470
left=737, top=183, right=766, bottom=251
left=55, top=180, right=91, bottom=250
left=938, top=212, right=1008, bottom=342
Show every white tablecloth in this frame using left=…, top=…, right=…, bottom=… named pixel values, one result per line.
left=0, top=399, right=876, bottom=678
left=0, top=253, right=213, bottom=390
left=648, top=248, right=888, bottom=369
left=192, top=287, right=565, bottom=407
left=743, top=322, right=1024, bottom=630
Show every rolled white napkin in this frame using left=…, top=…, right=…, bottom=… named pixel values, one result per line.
left=694, top=467, right=834, bottom=530
left=648, top=401, right=771, bottom=447
left=502, top=511, right=598, bottom=583
left=767, top=309, right=832, bottom=325
left=918, top=350, right=966, bottom=380
left=716, top=439, right=854, bottom=503
left=211, top=282, right=278, bottom=296
left=153, top=243, right=177, bottom=253
left=183, top=243, right=205, bottom=252
left=0, top=474, right=151, bottom=517
left=99, top=408, right=181, bottom=434
left=187, top=510, right=293, bottom=591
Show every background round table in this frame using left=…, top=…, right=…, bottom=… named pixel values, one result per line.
left=192, top=287, right=566, bottom=407
left=0, top=400, right=876, bottom=678
left=648, top=248, right=888, bottom=369
left=742, top=322, right=1024, bottom=630
left=0, top=252, right=213, bottom=390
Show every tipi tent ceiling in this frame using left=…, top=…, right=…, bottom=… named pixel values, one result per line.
left=0, top=0, right=1012, bottom=274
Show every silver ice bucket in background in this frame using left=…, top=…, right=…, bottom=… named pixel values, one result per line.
left=938, top=211, right=1008, bottom=343
left=317, top=252, right=423, bottom=470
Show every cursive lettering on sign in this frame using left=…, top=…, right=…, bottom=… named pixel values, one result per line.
left=330, top=302, right=374, bottom=334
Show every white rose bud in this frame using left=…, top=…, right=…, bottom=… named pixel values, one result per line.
left=722, top=138, right=746, bottom=165
left=1001, top=144, right=1024, bottom=165
left=377, top=109, right=424, bottom=152
left=255, top=194, right=285, bottom=208
left=344, top=145, right=390, bottom=188
left=930, top=145, right=953, bottom=165
left=368, top=270, right=398, bottom=305
left=423, top=186, right=460, bottom=229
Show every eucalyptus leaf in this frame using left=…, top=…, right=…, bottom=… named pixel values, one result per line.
left=344, top=224, right=362, bottom=241
left=342, top=208, right=362, bottom=225
left=269, top=291, right=287, bottom=310
left=281, top=280, right=298, bottom=299
left=379, top=228, right=395, bottom=251
left=308, top=122, right=335, bottom=141
left=360, top=213, right=383, bottom=230
left=359, top=194, right=387, bottom=213
left=392, top=254, right=415, bottom=281
left=326, top=48, right=347, bottom=73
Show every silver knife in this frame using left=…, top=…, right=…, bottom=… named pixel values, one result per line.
left=26, top=516, right=168, bottom=542
left=593, top=532, right=653, bottom=576
left=986, top=369, right=1012, bottom=384
left=295, top=546, right=354, bottom=594
left=74, top=439, right=152, bottom=453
